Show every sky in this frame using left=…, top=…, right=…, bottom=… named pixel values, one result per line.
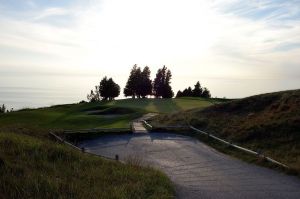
left=0, top=0, right=300, bottom=107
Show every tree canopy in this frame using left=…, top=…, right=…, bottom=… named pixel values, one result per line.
left=87, top=77, right=120, bottom=101
left=153, top=66, right=174, bottom=98
left=87, top=65, right=177, bottom=101
left=176, top=81, right=211, bottom=98
left=192, top=81, right=203, bottom=97
left=0, top=104, right=6, bottom=114
left=124, top=65, right=152, bottom=98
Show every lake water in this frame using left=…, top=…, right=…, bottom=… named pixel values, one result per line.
left=0, top=86, right=83, bottom=110
left=0, top=74, right=102, bottom=110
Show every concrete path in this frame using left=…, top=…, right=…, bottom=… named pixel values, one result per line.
left=78, top=133, right=300, bottom=199
left=131, top=121, right=148, bottom=133
left=131, top=113, right=157, bottom=134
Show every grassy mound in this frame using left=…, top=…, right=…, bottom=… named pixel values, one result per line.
left=0, top=98, right=223, bottom=131
left=0, top=131, right=174, bottom=199
left=151, top=90, right=300, bottom=172
left=0, top=103, right=140, bottom=130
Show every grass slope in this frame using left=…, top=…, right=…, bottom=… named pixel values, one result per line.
left=0, top=132, right=173, bottom=199
left=0, top=98, right=223, bottom=130
left=0, top=97, right=222, bottom=198
left=151, top=90, right=300, bottom=173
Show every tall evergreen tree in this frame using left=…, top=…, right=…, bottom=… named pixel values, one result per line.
left=124, top=64, right=137, bottom=98
left=153, top=68, right=163, bottom=98
left=187, top=87, right=193, bottom=97
left=192, top=81, right=203, bottom=97
left=124, top=64, right=143, bottom=98
left=182, top=88, right=189, bottom=97
left=176, top=90, right=183, bottom=98
left=134, top=67, right=142, bottom=98
left=140, top=66, right=152, bottom=98
left=162, top=69, right=174, bottom=98
left=178, top=82, right=211, bottom=98
left=0, top=104, right=6, bottom=114
left=202, top=87, right=211, bottom=98
left=153, top=66, right=174, bottom=98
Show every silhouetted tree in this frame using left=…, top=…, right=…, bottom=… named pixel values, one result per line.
left=124, top=64, right=142, bottom=98
left=181, top=87, right=193, bottom=97
left=182, top=88, right=188, bottom=97
left=193, top=81, right=203, bottom=97
left=202, top=87, right=211, bottom=98
left=87, top=86, right=100, bottom=102
left=124, top=65, right=153, bottom=98
left=187, top=87, right=193, bottom=96
left=109, top=78, right=120, bottom=100
left=153, top=66, right=174, bottom=98
left=153, top=68, right=163, bottom=98
left=123, top=86, right=134, bottom=98
left=87, top=77, right=120, bottom=102
left=0, top=104, right=6, bottom=114
left=100, top=77, right=120, bottom=100
left=178, top=81, right=211, bottom=98
left=176, top=90, right=183, bottom=98
left=139, top=66, right=152, bottom=98
left=163, top=69, right=174, bottom=98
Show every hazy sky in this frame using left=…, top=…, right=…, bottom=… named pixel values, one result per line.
left=0, top=0, right=300, bottom=101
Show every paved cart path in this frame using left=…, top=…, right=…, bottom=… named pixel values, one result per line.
left=131, top=113, right=157, bottom=134
left=131, top=121, right=148, bottom=133
left=78, top=133, right=300, bottom=199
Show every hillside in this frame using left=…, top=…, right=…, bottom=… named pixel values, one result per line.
left=0, top=131, right=173, bottom=199
left=0, top=97, right=224, bottom=131
left=150, top=90, right=300, bottom=172
left=0, top=97, right=225, bottom=198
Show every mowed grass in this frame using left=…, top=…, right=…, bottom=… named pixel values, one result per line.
left=0, top=98, right=223, bottom=131
left=107, top=97, right=226, bottom=113
left=0, top=132, right=174, bottom=199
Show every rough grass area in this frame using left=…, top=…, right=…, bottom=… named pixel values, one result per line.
left=0, top=132, right=174, bottom=199
left=193, top=132, right=300, bottom=176
left=150, top=89, right=300, bottom=174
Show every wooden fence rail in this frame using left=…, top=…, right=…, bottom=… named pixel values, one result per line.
left=145, top=122, right=289, bottom=169
left=190, top=125, right=289, bottom=168
left=49, top=132, right=123, bottom=162
left=64, top=128, right=130, bottom=133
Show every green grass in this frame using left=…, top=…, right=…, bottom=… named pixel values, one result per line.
left=0, top=98, right=222, bottom=131
left=0, top=97, right=222, bottom=198
left=107, top=97, right=224, bottom=113
left=0, top=132, right=174, bottom=199
left=150, top=90, right=300, bottom=174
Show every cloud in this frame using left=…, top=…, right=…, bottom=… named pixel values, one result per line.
left=0, top=0, right=299, bottom=98
left=34, top=7, right=69, bottom=20
left=274, top=42, right=300, bottom=51
left=214, top=0, right=300, bottom=21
